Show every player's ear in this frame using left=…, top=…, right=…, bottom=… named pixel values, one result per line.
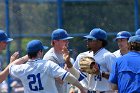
left=38, top=50, right=43, bottom=53
left=37, top=50, right=43, bottom=57
left=40, top=49, right=43, bottom=52
left=51, top=41, right=54, bottom=46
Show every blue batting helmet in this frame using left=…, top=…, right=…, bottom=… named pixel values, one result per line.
left=84, top=28, right=107, bottom=41
left=114, top=31, right=131, bottom=41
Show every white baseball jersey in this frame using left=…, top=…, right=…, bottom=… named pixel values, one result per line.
left=74, top=48, right=116, bottom=91
left=9, top=59, right=69, bottom=93
left=43, top=48, right=70, bottom=93
left=113, top=50, right=122, bottom=58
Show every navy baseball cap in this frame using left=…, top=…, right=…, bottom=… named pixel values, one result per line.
left=114, top=31, right=131, bottom=41
left=135, top=29, right=140, bottom=36
left=26, top=40, right=48, bottom=52
left=128, top=36, right=140, bottom=43
left=0, top=30, right=13, bottom=42
left=51, top=29, right=73, bottom=40
left=84, top=28, right=107, bottom=41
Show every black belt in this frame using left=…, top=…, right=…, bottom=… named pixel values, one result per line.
left=88, top=90, right=105, bottom=93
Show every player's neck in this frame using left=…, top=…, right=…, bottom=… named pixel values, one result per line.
left=93, top=47, right=103, bottom=54
left=54, top=47, right=62, bottom=54
left=120, top=49, right=129, bottom=55
left=29, top=57, right=41, bottom=61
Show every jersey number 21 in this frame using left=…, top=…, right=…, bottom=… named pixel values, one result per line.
left=27, top=73, right=44, bottom=91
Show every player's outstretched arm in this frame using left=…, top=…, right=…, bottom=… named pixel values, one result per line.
left=62, top=45, right=73, bottom=68
left=0, top=52, right=28, bottom=83
left=0, top=66, right=10, bottom=83
left=10, top=55, right=28, bottom=65
left=65, top=73, right=87, bottom=93
left=0, top=52, right=19, bottom=83
left=62, top=46, right=81, bottom=79
left=10, top=52, right=19, bottom=63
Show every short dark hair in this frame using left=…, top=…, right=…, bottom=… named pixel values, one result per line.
left=98, top=39, right=108, bottom=47
left=27, top=50, right=42, bottom=59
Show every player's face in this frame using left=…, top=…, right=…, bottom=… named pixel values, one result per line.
left=60, top=40, right=68, bottom=47
left=0, top=42, right=7, bottom=52
left=86, top=39, right=98, bottom=51
left=55, top=40, right=69, bottom=49
left=116, top=38, right=128, bottom=50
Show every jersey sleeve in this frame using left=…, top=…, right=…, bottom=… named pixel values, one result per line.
left=9, top=64, right=23, bottom=78
left=73, top=54, right=81, bottom=70
left=47, top=60, right=69, bottom=81
left=109, top=60, right=118, bottom=84
left=104, top=53, right=116, bottom=72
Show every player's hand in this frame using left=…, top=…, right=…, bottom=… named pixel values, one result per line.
left=10, top=52, right=19, bottom=63
left=55, top=77, right=64, bottom=84
left=91, top=63, right=99, bottom=75
left=62, top=46, right=73, bottom=68
left=62, top=46, right=70, bottom=63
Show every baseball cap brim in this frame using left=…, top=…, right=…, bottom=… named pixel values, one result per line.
left=43, top=46, right=49, bottom=50
left=60, top=36, right=73, bottom=40
left=83, top=35, right=97, bottom=40
left=4, top=38, right=13, bottom=42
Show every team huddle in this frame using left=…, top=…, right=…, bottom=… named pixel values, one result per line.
left=0, top=28, right=140, bottom=93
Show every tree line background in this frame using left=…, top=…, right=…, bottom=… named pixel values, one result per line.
left=0, top=0, right=140, bottom=62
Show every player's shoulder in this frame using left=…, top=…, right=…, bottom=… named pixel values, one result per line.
left=113, top=50, right=120, bottom=55
left=44, top=48, right=54, bottom=54
left=44, top=60, right=58, bottom=67
left=112, top=53, right=128, bottom=65
left=117, top=52, right=130, bottom=60
left=113, top=50, right=120, bottom=54
left=100, top=48, right=111, bottom=55
left=103, top=49, right=115, bottom=58
left=43, top=48, right=55, bottom=59
left=77, top=51, right=93, bottom=58
left=113, top=50, right=121, bottom=58
left=10, top=63, right=29, bottom=74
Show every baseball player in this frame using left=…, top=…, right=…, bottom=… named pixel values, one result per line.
left=73, top=28, right=116, bottom=92
left=9, top=40, right=87, bottom=93
left=113, top=31, right=131, bottom=58
left=109, top=35, right=140, bottom=92
left=43, top=29, right=74, bottom=93
left=135, top=28, right=140, bottom=36
left=0, top=30, right=18, bottom=83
